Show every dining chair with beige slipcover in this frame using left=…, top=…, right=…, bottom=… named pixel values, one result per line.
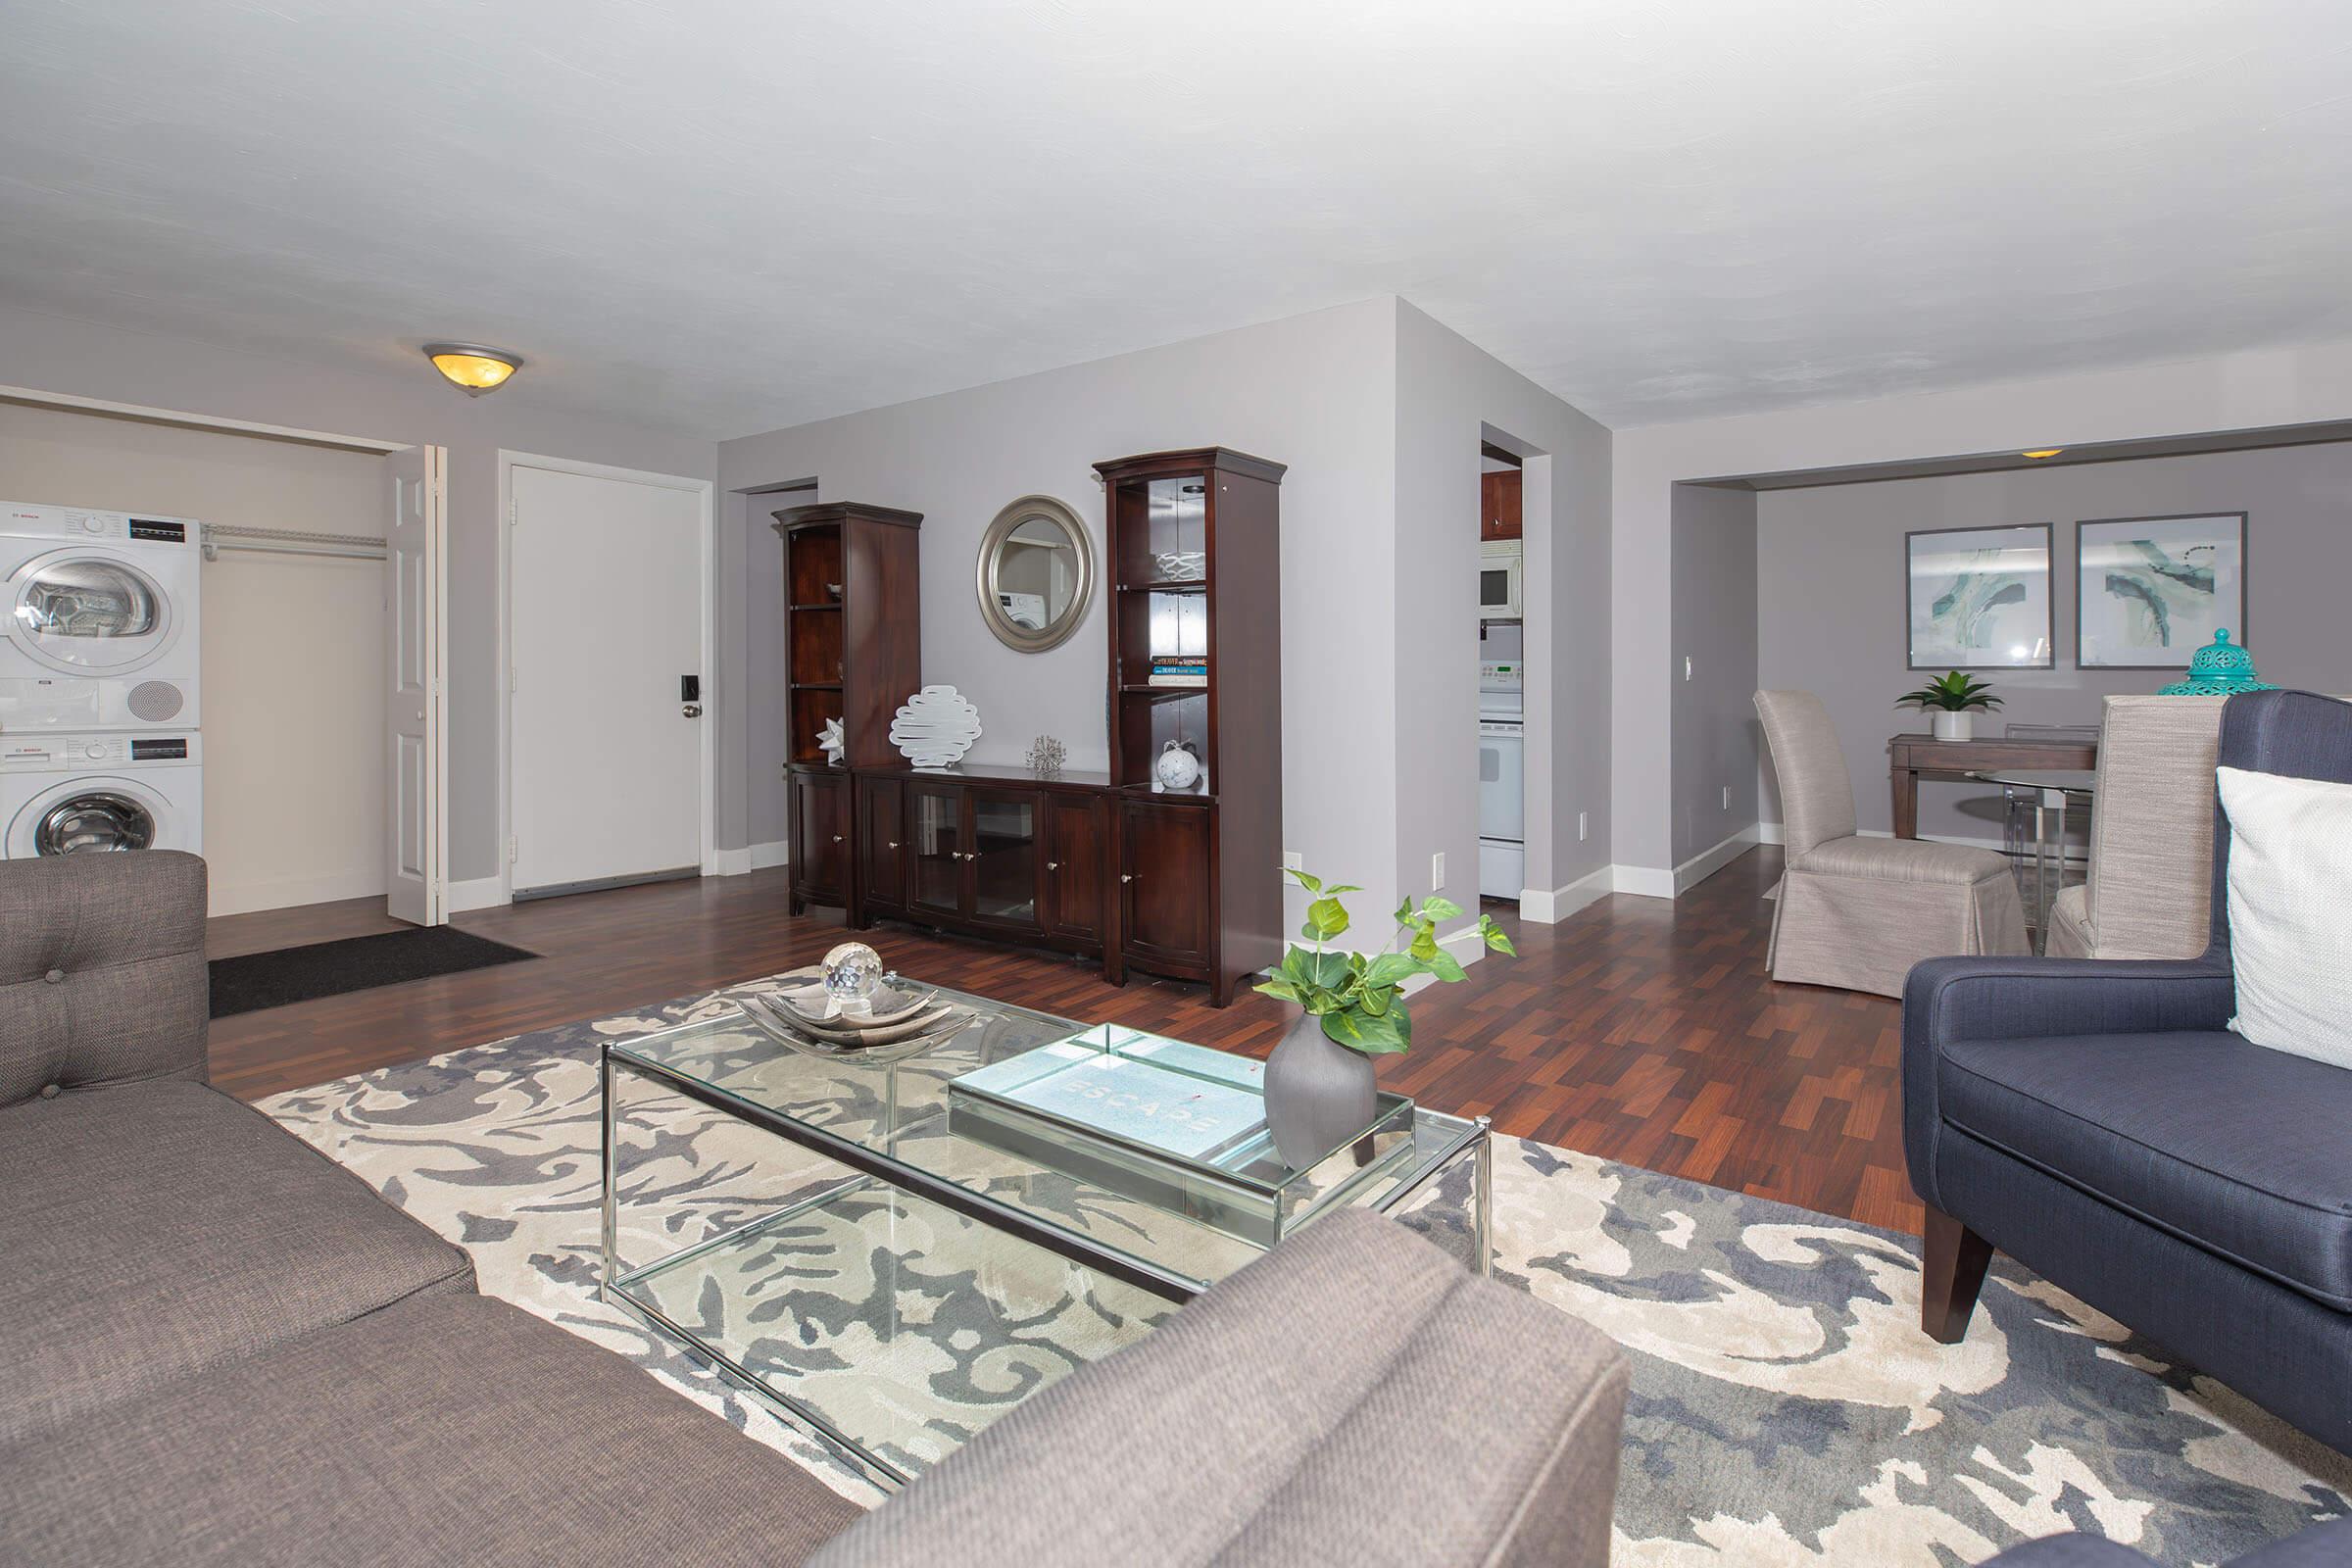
left=1755, top=689, right=2031, bottom=997
left=2044, top=695, right=2228, bottom=960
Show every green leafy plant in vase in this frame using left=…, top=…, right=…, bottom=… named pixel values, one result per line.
left=1899, top=670, right=2003, bottom=743
left=1253, top=867, right=1515, bottom=1170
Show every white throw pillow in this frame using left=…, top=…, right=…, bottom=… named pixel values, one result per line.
left=2217, top=764, right=2352, bottom=1069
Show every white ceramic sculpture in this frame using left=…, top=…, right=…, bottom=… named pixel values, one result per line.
left=817, top=716, right=846, bottom=766
left=889, top=685, right=982, bottom=767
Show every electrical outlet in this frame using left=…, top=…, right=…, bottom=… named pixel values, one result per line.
left=1578, top=810, right=1589, bottom=842
left=1431, top=851, right=1446, bottom=890
left=1282, top=850, right=1302, bottom=872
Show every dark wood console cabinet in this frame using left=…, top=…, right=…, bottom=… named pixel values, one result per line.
left=782, top=448, right=1281, bottom=1006
left=791, top=760, right=1113, bottom=956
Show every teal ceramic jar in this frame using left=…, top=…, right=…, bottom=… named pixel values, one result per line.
left=2159, top=629, right=2278, bottom=696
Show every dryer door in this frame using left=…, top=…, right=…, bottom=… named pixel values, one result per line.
left=8, top=549, right=178, bottom=676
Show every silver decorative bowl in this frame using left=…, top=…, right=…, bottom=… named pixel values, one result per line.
left=727, top=989, right=970, bottom=1065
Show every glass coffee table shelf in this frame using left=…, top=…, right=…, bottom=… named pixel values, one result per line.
left=600, top=982, right=1489, bottom=1489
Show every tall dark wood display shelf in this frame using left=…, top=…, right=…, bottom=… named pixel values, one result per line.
left=776, top=454, right=1282, bottom=1007
left=774, top=502, right=921, bottom=915
left=1097, top=447, right=1286, bottom=1005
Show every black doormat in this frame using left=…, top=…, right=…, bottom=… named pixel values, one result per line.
left=210, top=928, right=540, bottom=1019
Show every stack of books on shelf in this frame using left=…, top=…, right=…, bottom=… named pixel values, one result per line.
left=1147, top=654, right=1208, bottom=689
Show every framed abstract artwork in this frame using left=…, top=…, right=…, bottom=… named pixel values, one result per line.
left=1904, top=522, right=2054, bottom=669
left=2076, top=513, right=2246, bottom=669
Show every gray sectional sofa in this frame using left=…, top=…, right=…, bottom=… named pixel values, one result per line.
left=0, top=850, right=1632, bottom=1567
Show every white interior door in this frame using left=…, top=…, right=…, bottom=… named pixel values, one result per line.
left=384, top=445, right=448, bottom=925
left=509, top=463, right=705, bottom=896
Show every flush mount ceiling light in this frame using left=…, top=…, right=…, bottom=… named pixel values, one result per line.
left=422, top=342, right=522, bottom=396
left=2020, top=448, right=2064, bottom=460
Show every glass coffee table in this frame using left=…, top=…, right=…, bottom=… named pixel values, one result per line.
left=600, top=981, right=1489, bottom=1487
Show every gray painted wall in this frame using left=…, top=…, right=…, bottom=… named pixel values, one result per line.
left=0, top=303, right=717, bottom=885
left=717, top=298, right=1404, bottom=930
left=1755, top=440, right=2352, bottom=842
left=1393, top=301, right=1613, bottom=922
left=1668, top=483, right=1758, bottom=865
left=718, top=296, right=1614, bottom=946
left=1614, top=336, right=2352, bottom=886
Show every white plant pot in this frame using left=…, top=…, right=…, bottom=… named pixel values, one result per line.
left=1933, top=710, right=1975, bottom=743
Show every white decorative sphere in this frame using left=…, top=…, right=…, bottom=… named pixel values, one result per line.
left=1154, top=740, right=1201, bottom=791
left=821, top=942, right=884, bottom=1003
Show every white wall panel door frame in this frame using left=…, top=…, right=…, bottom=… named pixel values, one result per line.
left=497, top=451, right=715, bottom=900
left=385, top=444, right=449, bottom=925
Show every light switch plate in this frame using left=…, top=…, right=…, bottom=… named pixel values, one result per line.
left=1431, top=851, right=1446, bottom=890
left=1283, top=850, right=1302, bottom=872
left=1578, top=810, right=1589, bottom=842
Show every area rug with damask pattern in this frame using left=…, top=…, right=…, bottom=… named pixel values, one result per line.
left=259, top=984, right=2350, bottom=1566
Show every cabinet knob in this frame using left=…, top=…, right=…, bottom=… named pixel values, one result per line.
left=832, top=834, right=845, bottom=844
left=1121, top=873, right=1136, bottom=884
left=888, top=840, right=900, bottom=850
left=1047, top=860, right=1059, bottom=871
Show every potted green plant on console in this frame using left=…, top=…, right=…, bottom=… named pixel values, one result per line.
left=1254, top=868, right=1515, bottom=1170
left=1900, top=670, right=2004, bottom=743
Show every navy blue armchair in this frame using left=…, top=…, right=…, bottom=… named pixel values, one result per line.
left=1902, top=690, right=2352, bottom=1453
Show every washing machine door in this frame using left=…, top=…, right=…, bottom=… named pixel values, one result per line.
left=30, top=788, right=158, bottom=854
left=8, top=548, right=178, bottom=676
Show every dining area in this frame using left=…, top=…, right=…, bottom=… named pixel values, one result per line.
left=1754, top=669, right=2254, bottom=994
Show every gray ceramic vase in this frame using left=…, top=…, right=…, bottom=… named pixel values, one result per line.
left=1263, top=1012, right=1378, bottom=1171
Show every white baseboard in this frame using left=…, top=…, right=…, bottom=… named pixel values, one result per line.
left=1518, top=863, right=1614, bottom=923
left=446, top=875, right=512, bottom=914
left=1610, top=863, right=1676, bottom=901
left=711, top=839, right=790, bottom=876
left=208, top=869, right=387, bottom=919
left=1439, top=923, right=1487, bottom=965
left=1673, top=824, right=1760, bottom=895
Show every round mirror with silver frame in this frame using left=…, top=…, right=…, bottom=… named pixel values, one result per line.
left=976, top=495, right=1095, bottom=653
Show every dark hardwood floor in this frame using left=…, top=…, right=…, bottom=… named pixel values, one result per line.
left=207, top=844, right=1919, bottom=1235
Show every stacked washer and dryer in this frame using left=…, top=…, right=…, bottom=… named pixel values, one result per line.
left=0, top=503, right=204, bottom=860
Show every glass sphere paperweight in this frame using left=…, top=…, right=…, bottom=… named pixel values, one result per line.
left=821, top=942, right=884, bottom=1004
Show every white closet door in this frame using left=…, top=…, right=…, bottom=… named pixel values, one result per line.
left=384, top=444, right=447, bottom=926
left=509, top=464, right=704, bottom=896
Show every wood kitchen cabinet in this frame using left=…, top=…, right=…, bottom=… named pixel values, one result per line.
left=788, top=768, right=850, bottom=915
left=1481, top=469, right=1522, bottom=541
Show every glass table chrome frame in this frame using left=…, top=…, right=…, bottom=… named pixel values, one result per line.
left=1966, top=766, right=2095, bottom=954
left=597, top=996, right=1492, bottom=1489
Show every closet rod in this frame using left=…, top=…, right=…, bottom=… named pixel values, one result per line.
left=200, top=522, right=388, bottom=563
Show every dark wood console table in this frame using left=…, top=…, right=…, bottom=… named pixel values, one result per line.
left=1887, top=733, right=2097, bottom=839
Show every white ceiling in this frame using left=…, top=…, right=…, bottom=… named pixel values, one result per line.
left=4, top=1, right=2350, bottom=440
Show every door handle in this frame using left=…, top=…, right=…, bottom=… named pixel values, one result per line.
left=681, top=704, right=703, bottom=718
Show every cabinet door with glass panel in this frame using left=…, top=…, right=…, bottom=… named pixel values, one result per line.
left=966, top=787, right=1043, bottom=930
left=906, top=781, right=965, bottom=921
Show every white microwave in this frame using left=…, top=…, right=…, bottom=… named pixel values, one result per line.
left=1479, top=540, right=1523, bottom=619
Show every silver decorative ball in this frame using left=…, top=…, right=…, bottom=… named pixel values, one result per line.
left=821, top=942, right=884, bottom=1004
